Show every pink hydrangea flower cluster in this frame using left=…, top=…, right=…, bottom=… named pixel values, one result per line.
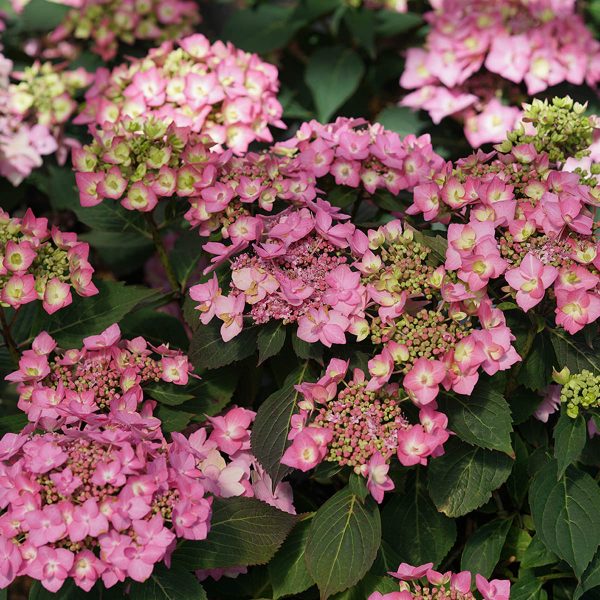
left=37, top=0, right=201, bottom=62
left=370, top=562, right=511, bottom=600
left=6, top=324, right=191, bottom=427
left=0, top=56, right=59, bottom=185
left=360, top=219, right=520, bottom=402
left=407, top=144, right=600, bottom=334
left=280, top=358, right=450, bottom=503
left=75, top=33, right=284, bottom=154
left=400, top=0, right=600, bottom=146
left=190, top=199, right=367, bottom=344
left=185, top=118, right=444, bottom=235
left=0, top=421, right=212, bottom=592
left=73, top=117, right=230, bottom=211
left=7, top=61, right=92, bottom=165
left=0, top=208, right=97, bottom=313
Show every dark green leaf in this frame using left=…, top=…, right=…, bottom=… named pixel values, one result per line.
left=554, top=412, right=586, bottom=478
left=292, top=335, right=323, bottom=363
left=12, top=281, right=159, bottom=348
left=20, top=0, right=68, bottom=31
left=305, top=487, right=381, bottom=599
left=183, top=368, right=240, bottom=418
left=257, top=321, right=287, bottom=365
left=349, top=473, right=369, bottom=502
left=129, top=564, right=207, bottom=600
left=461, top=518, right=513, bottom=578
left=170, top=231, right=203, bottom=289
left=305, top=47, right=365, bottom=122
left=344, top=10, right=376, bottom=57
left=155, top=405, right=193, bottom=432
left=550, top=329, right=599, bottom=374
left=145, top=382, right=194, bottom=406
left=120, top=308, right=189, bottom=350
left=382, top=473, right=456, bottom=566
left=0, top=412, right=28, bottom=435
left=510, top=570, right=545, bottom=600
left=517, top=331, right=554, bottom=390
left=376, top=106, right=424, bottom=137
left=506, top=434, right=530, bottom=508
left=269, top=517, right=315, bottom=599
left=173, top=497, right=297, bottom=570
left=428, top=439, right=513, bottom=517
left=223, top=5, right=301, bottom=53
left=374, top=10, right=422, bottom=36
left=251, top=362, right=312, bottom=485
left=189, top=320, right=258, bottom=370
left=529, top=461, right=600, bottom=576
left=440, top=379, right=513, bottom=454
left=576, top=550, right=600, bottom=599
left=521, top=535, right=558, bottom=569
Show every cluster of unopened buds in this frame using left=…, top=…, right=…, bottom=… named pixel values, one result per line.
left=407, top=106, right=600, bottom=335
left=400, top=0, right=600, bottom=146
left=75, top=33, right=284, bottom=154
left=6, top=324, right=191, bottom=428
left=0, top=58, right=61, bottom=185
left=280, top=358, right=450, bottom=503
left=36, top=0, right=201, bottom=62
left=0, top=208, right=97, bottom=313
left=7, top=61, right=92, bottom=163
left=369, top=562, right=511, bottom=600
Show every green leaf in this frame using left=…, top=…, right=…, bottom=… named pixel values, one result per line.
left=73, top=200, right=152, bottom=239
left=374, top=10, right=422, bottom=36
left=222, top=5, right=301, bottom=53
left=269, top=517, right=315, bottom=599
left=529, top=461, right=600, bottom=576
left=506, top=434, right=530, bottom=508
left=0, top=412, right=28, bottom=435
left=170, top=231, right=203, bottom=289
left=509, top=570, right=545, bottom=600
left=440, top=379, right=513, bottom=455
left=517, top=331, right=554, bottom=390
left=382, top=473, right=456, bottom=566
left=428, top=439, right=513, bottom=517
left=251, top=362, right=312, bottom=485
left=344, top=10, right=376, bottom=58
left=305, top=47, right=365, bottom=122
left=576, top=550, right=600, bottom=599
left=120, top=308, right=189, bottom=350
left=376, top=106, right=424, bottom=137
left=554, top=412, right=587, bottom=478
left=189, top=320, right=258, bottom=370
left=550, top=329, right=600, bottom=374
left=292, top=335, right=323, bottom=363
left=183, top=368, right=240, bottom=418
left=155, top=405, right=193, bottom=432
left=12, top=281, right=159, bottom=348
left=19, top=0, right=68, bottom=31
left=461, top=518, right=513, bottom=578
left=145, top=382, right=195, bottom=406
left=257, top=321, right=287, bottom=365
left=349, top=473, right=369, bottom=502
left=521, top=535, right=558, bottom=569
left=129, top=564, right=207, bottom=600
left=305, top=487, right=381, bottom=599
left=173, top=497, right=297, bottom=570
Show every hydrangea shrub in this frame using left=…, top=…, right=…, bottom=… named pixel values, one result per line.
left=0, top=1, right=599, bottom=599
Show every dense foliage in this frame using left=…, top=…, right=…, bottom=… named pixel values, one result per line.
left=0, top=1, right=599, bottom=599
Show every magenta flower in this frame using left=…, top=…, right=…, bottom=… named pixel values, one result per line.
left=505, top=253, right=559, bottom=312
left=403, top=359, right=446, bottom=405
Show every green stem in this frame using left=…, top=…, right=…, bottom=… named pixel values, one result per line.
left=0, top=306, right=19, bottom=364
left=145, top=214, right=180, bottom=296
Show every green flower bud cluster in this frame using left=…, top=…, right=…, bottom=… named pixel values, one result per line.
left=498, top=96, right=596, bottom=165
left=9, top=62, right=90, bottom=127
left=561, top=369, right=600, bottom=418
